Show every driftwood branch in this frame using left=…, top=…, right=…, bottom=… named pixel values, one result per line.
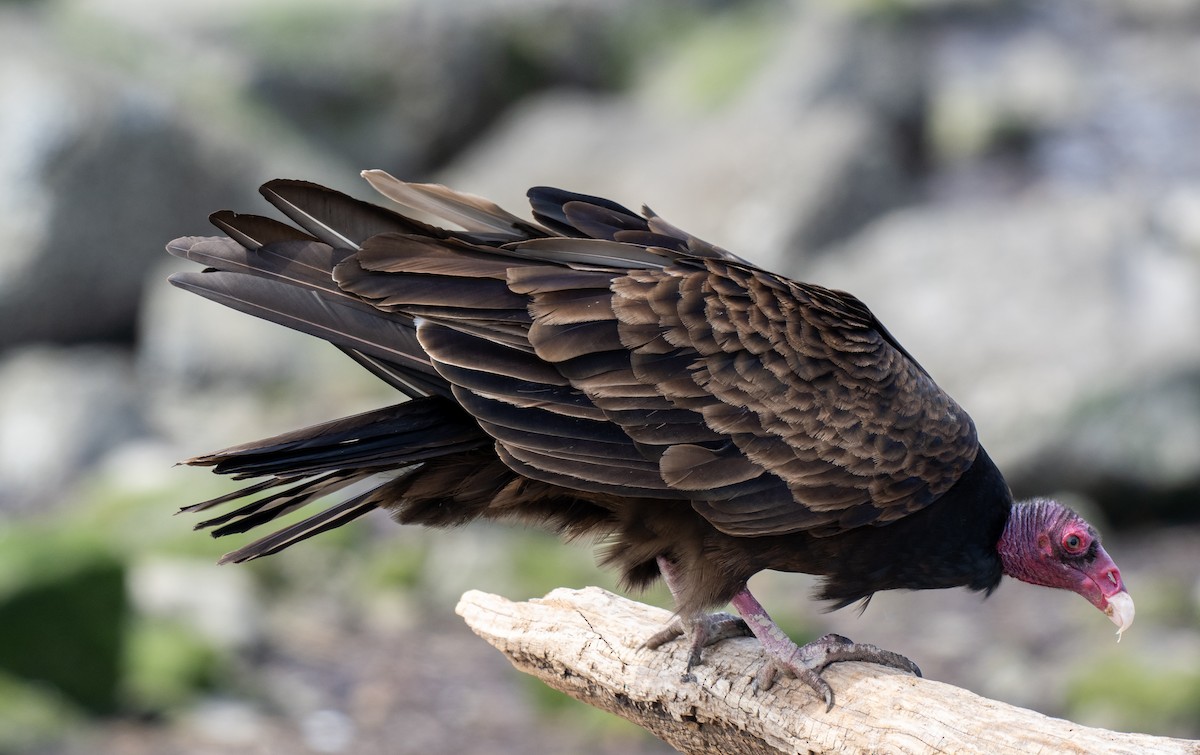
left=456, top=587, right=1199, bottom=755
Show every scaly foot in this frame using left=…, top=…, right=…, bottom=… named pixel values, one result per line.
left=752, top=631, right=920, bottom=709
left=642, top=611, right=752, bottom=675
left=729, top=589, right=920, bottom=710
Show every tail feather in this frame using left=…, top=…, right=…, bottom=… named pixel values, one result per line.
left=196, top=470, right=359, bottom=534
left=167, top=236, right=354, bottom=296
left=187, top=398, right=484, bottom=476
left=168, top=270, right=438, bottom=389
left=179, top=477, right=280, bottom=514
left=184, top=397, right=492, bottom=562
left=216, top=486, right=389, bottom=564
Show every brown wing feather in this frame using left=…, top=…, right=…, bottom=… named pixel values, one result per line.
left=174, top=172, right=980, bottom=563
left=339, top=178, right=978, bottom=536
left=607, top=257, right=978, bottom=535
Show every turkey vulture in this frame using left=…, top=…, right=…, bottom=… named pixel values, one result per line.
left=168, top=170, right=1134, bottom=708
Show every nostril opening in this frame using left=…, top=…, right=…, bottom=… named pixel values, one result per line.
left=1106, top=569, right=1120, bottom=586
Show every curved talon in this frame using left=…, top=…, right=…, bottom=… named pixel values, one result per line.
left=822, top=644, right=922, bottom=678
left=755, top=657, right=835, bottom=708
left=643, top=611, right=752, bottom=671
left=807, top=633, right=921, bottom=677
left=753, top=632, right=921, bottom=710
left=642, top=619, right=685, bottom=651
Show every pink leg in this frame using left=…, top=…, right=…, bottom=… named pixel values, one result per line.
left=643, top=558, right=751, bottom=673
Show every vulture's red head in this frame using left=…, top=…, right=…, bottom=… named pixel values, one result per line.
left=997, top=498, right=1134, bottom=638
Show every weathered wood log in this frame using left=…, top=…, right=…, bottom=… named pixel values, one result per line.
left=456, top=587, right=1198, bottom=755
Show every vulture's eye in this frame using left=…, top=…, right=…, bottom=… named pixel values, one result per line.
left=1062, top=533, right=1085, bottom=553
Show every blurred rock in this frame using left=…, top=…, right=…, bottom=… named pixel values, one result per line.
left=1156, top=184, right=1200, bottom=253
left=927, top=2, right=1200, bottom=195
left=62, top=0, right=707, bottom=177
left=180, top=699, right=273, bottom=750
left=1021, top=370, right=1200, bottom=526
left=128, top=556, right=261, bottom=649
left=0, top=17, right=263, bottom=350
left=239, top=0, right=659, bottom=175
left=0, top=346, right=145, bottom=515
left=929, top=24, right=1085, bottom=163
left=439, top=3, right=926, bottom=272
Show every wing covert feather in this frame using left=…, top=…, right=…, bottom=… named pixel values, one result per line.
left=605, top=258, right=978, bottom=535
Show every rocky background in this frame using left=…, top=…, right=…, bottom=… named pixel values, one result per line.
left=1, top=0, right=1198, bottom=752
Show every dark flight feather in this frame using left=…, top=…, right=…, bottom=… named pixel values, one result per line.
left=259, top=179, right=450, bottom=249
left=208, top=211, right=314, bottom=250
left=168, top=270, right=436, bottom=381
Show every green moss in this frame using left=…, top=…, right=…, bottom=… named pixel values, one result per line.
left=1122, top=576, right=1198, bottom=629
left=770, top=611, right=820, bottom=648
left=0, top=672, right=84, bottom=752
left=0, top=532, right=128, bottom=714
left=1066, top=656, right=1200, bottom=736
left=506, top=530, right=670, bottom=609
left=360, top=537, right=430, bottom=592
left=65, top=468, right=234, bottom=561
left=123, top=618, right=223, bottom=712
left=508, top=531, right=611, bottom=597
left=69, top=463, right=375, bottom=567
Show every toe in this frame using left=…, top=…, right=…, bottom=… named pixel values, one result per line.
left=754, top=657, right=835, bottom=709
left=642, top=620, right=685, bottom=650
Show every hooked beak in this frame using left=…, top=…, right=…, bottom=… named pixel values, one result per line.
left=1077, top=543, right=1134, bottom=640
